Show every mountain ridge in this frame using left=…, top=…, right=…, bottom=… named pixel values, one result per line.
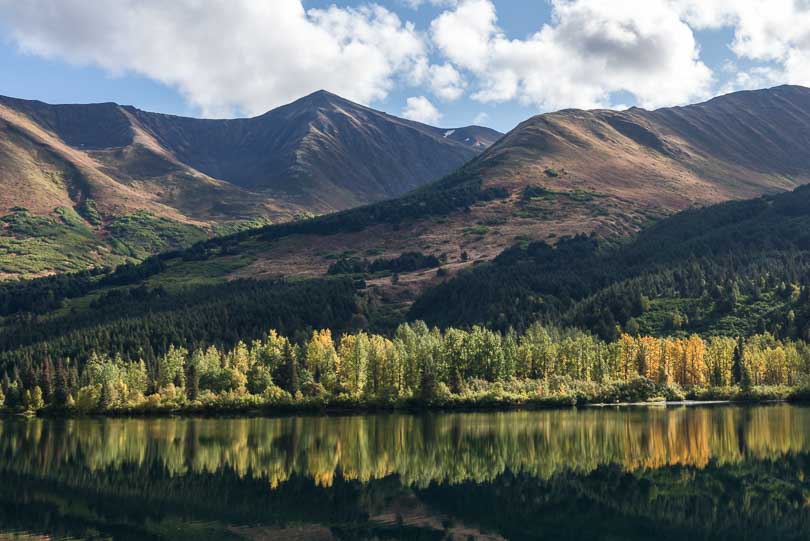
left=0, top=90, right=501, bottom=277
left=192, top=85, right=810, bottom=305
left=0, top=90, right=500, bottom=218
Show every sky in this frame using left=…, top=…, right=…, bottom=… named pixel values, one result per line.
left=0, top=0, right=806, bottom=133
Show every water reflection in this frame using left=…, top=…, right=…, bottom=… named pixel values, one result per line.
left=2, top=405, right=810, bottom=540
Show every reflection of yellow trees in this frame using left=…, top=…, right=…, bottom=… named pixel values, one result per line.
left=3, top=406, right=810, bottom=488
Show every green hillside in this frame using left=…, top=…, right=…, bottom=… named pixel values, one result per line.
left=0, top=205, right=212, bottom=278
left=411, top=183, right=810, bottom=340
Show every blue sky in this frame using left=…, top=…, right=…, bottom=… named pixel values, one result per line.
left=0, top=1, right=803, bottom=132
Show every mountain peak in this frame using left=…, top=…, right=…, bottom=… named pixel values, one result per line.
left=0, top=87, right=496, bottom=233
left=292, top=89, right=352, bottom=108
left=307, top=89, right=339, bottom=99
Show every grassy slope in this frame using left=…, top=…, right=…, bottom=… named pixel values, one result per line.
left=0, top=205, right=211, bottom=279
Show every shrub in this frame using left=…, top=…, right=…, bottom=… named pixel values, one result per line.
left=74, top=385, right=101, bottom=413
left=263, top=385, right=290, bottom=403
left=597, top=377, right=657, bottom=403
left=659, top=383, right=686, bottom=401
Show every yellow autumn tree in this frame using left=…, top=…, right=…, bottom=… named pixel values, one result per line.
left=306, top=329, right=340, bottom=391
left=683, top=334, right=707, bottom=386
left=617, top=334, right=639, bottom=381
left=338, top=332, right=369, bottom=396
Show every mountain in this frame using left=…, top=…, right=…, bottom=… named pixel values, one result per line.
left=476, top=84, right=810, bottom=210
left=0, top=90, right=500, bottom=277
left=137, top=85, right=810, bottom=298
left=4, top=84, right=810, bottom=283
left=122, top=90, right=500, bottom=210
left=440, top=125, right=502, bottom=149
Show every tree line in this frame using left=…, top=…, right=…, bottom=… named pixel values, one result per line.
left=0, top=277, right=362, bottom=372
left=327, top=251, right=440, bottom=275
left=3, top=322, right=808, bottom=412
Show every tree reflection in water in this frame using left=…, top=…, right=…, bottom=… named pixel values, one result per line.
left=2, top=404, right=810, bottom=540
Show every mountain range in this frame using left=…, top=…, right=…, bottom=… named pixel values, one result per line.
left=0, top=90, right=500, bottom=277
left=188, top=85, right=810, bottom=292
left=3, top=85, right=810, bottom=281
left=5, top=85, right=810, bottom=363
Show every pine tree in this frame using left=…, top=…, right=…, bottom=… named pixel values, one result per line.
left=21, top=360, right=36, bottom=391
left=279, top=341, right=299, bottom=395
left=40, top=358, right=54, bottom=403
left=186, top=362, right=200, bottom=401
left=4, top=383, right=20, bottom=410
left=731, top=337, right=745, bottom=386
left=69, top=363, right=79, bottom=396
left=54, top=359, right=70, bottom=406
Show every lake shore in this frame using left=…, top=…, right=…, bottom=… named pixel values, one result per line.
left=4, top=384, right=806, bottom=418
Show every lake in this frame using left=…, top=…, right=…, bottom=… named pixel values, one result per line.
left=2, top=404, right=810, bottom=540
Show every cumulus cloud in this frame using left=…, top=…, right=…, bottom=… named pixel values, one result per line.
left=674, top=0, right=810, bottom=88
left=431, top=0, right=713, bottom=110
left=0, top=0, right=430, bottom=116
left=428, top=63, right=466, bottom=100
left=3, top=0, right=802, bottom=119
left=402, top=96, right=442, bottom=124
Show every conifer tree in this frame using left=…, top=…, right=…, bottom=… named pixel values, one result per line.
left=279, top=340, right=300, bottom=396
left=40, top=358, right=55, bottom=403
left=732, top=337, right=745, bottom=386
left=54, top=359, right=70, bottom=406
left=186, top=362, right=199, bottom=401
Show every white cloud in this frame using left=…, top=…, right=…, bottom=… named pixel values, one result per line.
left=431, top=0, right=713, bottom=110
left=431, top=0, right=497, bottom=74
left=473, top=112, right=490, bottom=125
left=0, top=0, right=430, bottom=117
left=673, top=1, right=810, bottom=88
left=401, top=0, right=458, bottom=9
left=717, top=62, right=783, bottom=94
left=429, top=63, right=466, bottom=100
left=3, top=0, right=802, bottom=120
left=402, top=96, right=442, bottom=124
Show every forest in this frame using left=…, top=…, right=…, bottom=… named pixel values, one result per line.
left=411, top=184, right=810, bottom=339
left=3, top=321, right=809, bottom=413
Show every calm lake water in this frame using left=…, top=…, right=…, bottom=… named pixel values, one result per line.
left=2, top=404, right=810, bottom=540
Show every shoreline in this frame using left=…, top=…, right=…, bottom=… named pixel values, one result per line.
left=3, top=394, right=804, bottom=420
